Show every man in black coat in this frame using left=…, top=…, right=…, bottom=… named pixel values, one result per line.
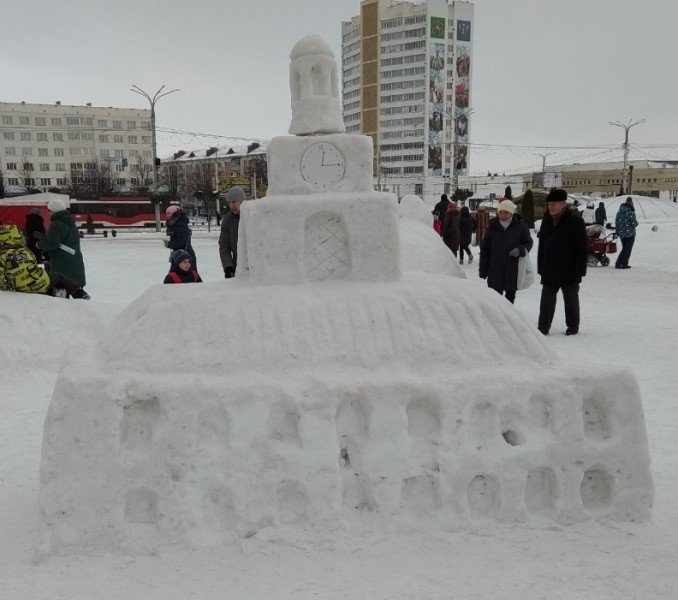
left=479, top=200, right=533, bottom=303
left=537, top=188, right=588, bottom=335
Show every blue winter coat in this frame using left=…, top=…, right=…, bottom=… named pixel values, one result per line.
left=167, top=211, right=197, bottom=269
left=615, top=203, right=638, bottom=239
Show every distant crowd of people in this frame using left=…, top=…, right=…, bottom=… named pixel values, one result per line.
left=2, top=186, right=641, bottom=339
left=432, top=189, right=638, bottom=336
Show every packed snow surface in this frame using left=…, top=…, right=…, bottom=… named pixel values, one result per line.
left=1, top=216, right=677, bottom=598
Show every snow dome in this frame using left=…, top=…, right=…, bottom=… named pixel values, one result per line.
left=39, top=37, right=653, bottom=556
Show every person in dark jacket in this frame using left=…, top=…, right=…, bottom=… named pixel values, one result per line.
left=442, top=202, right=460, bottom=256
left=218, top=186, right=245, bottom=278
left=24, top=208, right=48, bottom=262
left=614, top=197, right=638, bottom=269
left=479, top=200, right=533, bottom=303
left=165, top=205, right=197, bottom=270
left=36, top=197, right=87, bottom=287
left=595, top=201, right=607, bottom=226
left=163, top=249, right=203, bottom=284
left=432, top=193, right=450, bottom=236
left=537, top=188, right=588, bottom=335
left=458, top=206, right=476, bottom=264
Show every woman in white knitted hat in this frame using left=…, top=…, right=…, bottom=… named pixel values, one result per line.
left=478, top=199, right=533, bottom=304
left=36, top=197, right=87, bottom=290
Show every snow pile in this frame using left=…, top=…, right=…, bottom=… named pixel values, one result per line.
left=38, top=36, right=654, bottom=556
left=398, top=195, right=464, bottom=278
left=601, top=195, right=678, bottom=223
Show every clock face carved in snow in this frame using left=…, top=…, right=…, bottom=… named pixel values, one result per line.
left=300, top=142, right=346, bottom=190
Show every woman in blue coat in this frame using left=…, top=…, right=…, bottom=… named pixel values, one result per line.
left=479, top=200, right=533, bottom=303
left=165, top=205, right=197, bottom=270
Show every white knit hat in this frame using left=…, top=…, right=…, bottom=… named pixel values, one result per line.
left=496, top=200, right=516, bottom=214
left=47, top=197, right=69, bottom=213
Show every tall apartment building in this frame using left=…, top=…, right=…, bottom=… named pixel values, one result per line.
left=342, top=0, right=474, bottom=199
left=0, top=101, right=152, bottom=197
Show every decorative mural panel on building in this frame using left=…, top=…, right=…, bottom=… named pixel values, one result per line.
left=454, top=19, right=472, bottom=175
left=427, top=16, right=445, bottom=178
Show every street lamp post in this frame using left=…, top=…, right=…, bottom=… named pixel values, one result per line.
left=609, top=118, right=645, bottom=195
left=130, top=84, right=180, bottom=231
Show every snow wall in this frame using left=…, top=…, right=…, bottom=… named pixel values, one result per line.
left=38, top=273, right=653, bottom=555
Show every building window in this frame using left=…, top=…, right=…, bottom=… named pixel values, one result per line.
left=20, top=132, right=32, bottom=141
left=129, top=149, right=139, bottom=157
left=39, top=162, right=50, bottom=170
left=19, top=116, right=30, bottom=125
left=38, top=148, right=49, bottom=156
left=116, top=178, right=126, bottom=185
left=5, top=147, right=16, bottom=155
left=22, top=148, right=33, bottom=156
left=66, top=116, right=93, bottom=126
left=37, top=132, right=48, bottom=142
left=7, top=177, right=19, bottom=185
left=142, top=136, right=151, bottom=144
left=6, top=162, right=17, bottom=170
left=113, top=134, right=123, bottom=143
left=35, top=117, right=46, bottom=126
left=98, top=119, right=108, bottom=127
left=128, top=135, right=137, bottom=144
left=23, top=162, right=34, bottom=170
left=53, top=133, right=64, bottom=142
left=99, top=134, right=109, bottom=143
left=68, top=131, right=94, bottom=141
left=127, top=120, right=136, bottom=129
left=1, top=115, right=13, bottom=124
left=57, top=177, right=67, bottom=185
left=141, top=121, right=150, bottom=129
left=55, top=163, right=66, bottom=171
left=3, top=131, right=14, bottom=140
left=415, top=183, right=423, bottom=195
left=54, top=148, right=64, bottom=156
left=51, top=117, right=62, bottom=126
left=40, top=177, right=51, bottom=186
left=112, top=120, right=122, bottom=129
left=100, top=149, right=110, bottom=157
left=114, top=149, right=124, bottom=157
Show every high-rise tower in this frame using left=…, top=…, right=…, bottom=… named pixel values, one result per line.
left=342, top=0, right=474, bottom=200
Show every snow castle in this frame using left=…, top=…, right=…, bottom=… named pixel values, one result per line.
left=39, top=36, right=653, bottom=555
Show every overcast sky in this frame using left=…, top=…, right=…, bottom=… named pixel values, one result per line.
left=2, top=0, right=676, bottom=175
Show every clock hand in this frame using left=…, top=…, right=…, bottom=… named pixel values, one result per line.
left=321, top=151, right=325, bottom=166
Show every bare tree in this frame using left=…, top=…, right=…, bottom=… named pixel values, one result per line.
left=130, top=156, right=154, bottom=195
left=18, top=161, right=37, bottom=194
left=244, top=154, right=268, bottom=196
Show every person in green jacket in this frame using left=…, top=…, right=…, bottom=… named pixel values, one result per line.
left=36, top=197, right=87, bottom=287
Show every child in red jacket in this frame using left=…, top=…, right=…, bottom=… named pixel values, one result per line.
left=164, top=249, right=202, bottom=284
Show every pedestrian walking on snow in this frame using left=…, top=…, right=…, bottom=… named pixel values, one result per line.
left=614, top=197, right=638, bottom=269
left=536, top=188, right=588, bottom=335
left=479, top=200, right=533, bottom=303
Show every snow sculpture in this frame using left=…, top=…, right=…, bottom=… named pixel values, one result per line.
left=39, top=37, right=653, bottom=556
left=288, top=35, right=345, bottom=135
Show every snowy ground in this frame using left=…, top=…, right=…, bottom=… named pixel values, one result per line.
left=1, top=219, right=677, bottom=599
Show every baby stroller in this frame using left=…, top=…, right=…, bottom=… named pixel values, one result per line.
left=586, top=224, right=617, bottom=267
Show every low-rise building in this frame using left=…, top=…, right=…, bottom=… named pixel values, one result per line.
left=0, top=101, right=152, bottom=197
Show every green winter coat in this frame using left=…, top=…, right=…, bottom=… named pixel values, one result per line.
left=37, top=210, right=86, bottom=286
